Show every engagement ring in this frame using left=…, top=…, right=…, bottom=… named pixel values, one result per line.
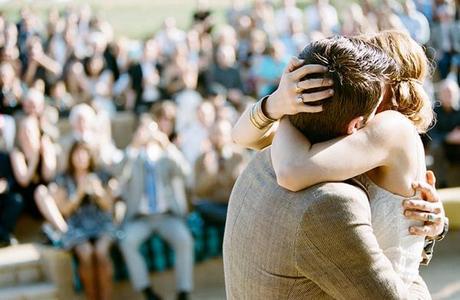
left=296, top=94, right=304, bottom=104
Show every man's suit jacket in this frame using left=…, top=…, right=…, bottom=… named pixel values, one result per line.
left=223, top=148, right=430, bottom=299
left=111, top=145, right=190, bottom=221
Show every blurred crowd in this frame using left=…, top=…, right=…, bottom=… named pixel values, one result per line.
left=0, top=0, right=460, bottom=299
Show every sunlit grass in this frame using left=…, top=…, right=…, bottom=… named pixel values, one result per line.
left=1, top=0, right=359, bottom=38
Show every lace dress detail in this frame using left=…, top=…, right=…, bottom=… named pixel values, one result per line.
left=356, top=174, right=425, bottom=285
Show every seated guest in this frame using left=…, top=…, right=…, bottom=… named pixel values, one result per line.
left=430, top=1, right=456, bottom=79
left=151, top=101, right=177, bottom=143
left=274, top=0, right=303, bottom=37
left=399, top=0, right=430, bottom=45
left=60, top=103, right=121, bottom=170
left=160, top=44, right=192, bottom=98
left=113, top=119, right=193, bottom=300
left=22, top=35, right=62, bottom=87
left=49, top=80, right=75, bottom=116
left=50, top=142, right=115, bottom=300
left=59, top=104, right=97, bottom=169
left=174, top=64, right=202, bottom=134
left=10, top=116, right=67, bottom=232
left=0, top=62, right=23, bottom=115
left=194, top=120, right=247, bottom=224
left=205, top=45, right=244, bottom=104
left=178, top=101, right=215, bottom=166
left=304, top=0, right=339, bottom=34
left=124, top=39, right=161, bottom=113
left=20, top=87, right=60, bottom=141
left=251, top=40, right=289, bottom=97
left=0, top=151, right=23, bottom=247
left=432, top=79, right=460, bottom=141
left=430, top=79, right=460, bottom=186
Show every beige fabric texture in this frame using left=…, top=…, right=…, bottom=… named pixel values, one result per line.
left=223, top=148, right=431, bottom=300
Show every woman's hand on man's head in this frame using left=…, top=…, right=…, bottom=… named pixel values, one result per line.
left=264, top=57, right=334, bottom=120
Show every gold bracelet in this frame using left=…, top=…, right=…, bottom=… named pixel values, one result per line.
left=254, top=101, right=267, bottom=128
left=249, top=96, right=276, bottom=130
left=258, top=96, right=277, bottom=123
left=249, top=102, right=266, bottom=130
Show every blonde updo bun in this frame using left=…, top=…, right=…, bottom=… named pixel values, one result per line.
left=360, top=30, right=434, bottom=133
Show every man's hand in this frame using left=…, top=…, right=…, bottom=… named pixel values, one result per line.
left=403, top=171, right=446, bottom=238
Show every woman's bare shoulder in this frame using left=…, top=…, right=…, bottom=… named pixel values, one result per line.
left=366, top=110, right=416, bottom=143
left=355, top=111, right=418, bottom=156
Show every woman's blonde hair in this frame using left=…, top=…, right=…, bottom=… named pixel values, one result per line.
left=360, top=30, right=434, bottom=132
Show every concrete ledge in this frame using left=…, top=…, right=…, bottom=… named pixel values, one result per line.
left=38, top=246, right=75, bottom=300
left=0, top=244, right=41, bottom=269
left=439, top=187, right=460, bottom=230
left=0, top=282, right=57, bottom=300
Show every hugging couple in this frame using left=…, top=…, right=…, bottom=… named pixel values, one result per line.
left=224, top=31, right=449, bottom=299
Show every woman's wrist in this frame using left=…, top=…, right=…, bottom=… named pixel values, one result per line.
left=250, top=96, right=277, bottom=130
left=265, top=91, right=284, bottom=120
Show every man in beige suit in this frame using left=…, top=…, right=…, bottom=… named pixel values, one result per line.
left=223, top=37, right=432, bottom=299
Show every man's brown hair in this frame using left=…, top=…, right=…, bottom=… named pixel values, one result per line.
left=289, top=36, right=397, bottom=143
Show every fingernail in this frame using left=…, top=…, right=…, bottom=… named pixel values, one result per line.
left=328, top=79, right=333, bottom=84
left=329, top=89, right=334, bottom=95
left=405, top=211, right=411, bottom=217
left=403, top=200, right=409, bottom=207
left=410, top=227, right=416, bottom=233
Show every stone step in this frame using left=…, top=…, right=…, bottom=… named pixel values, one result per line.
left=0, top=244, right=44, bottom=288
left=0, top=244, right=41, bottom=268
left=0, top=282, right=57, bottom=300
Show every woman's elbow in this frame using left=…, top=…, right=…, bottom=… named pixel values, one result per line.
left=231, top=128, right=246, bottom=147
left=275, top=166, right=305, bottom=192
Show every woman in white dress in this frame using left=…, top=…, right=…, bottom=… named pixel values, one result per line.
left=232, top=31, right=447, bottom=283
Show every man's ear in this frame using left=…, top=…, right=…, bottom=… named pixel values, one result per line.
left=346, top=116, right=365, bottom=135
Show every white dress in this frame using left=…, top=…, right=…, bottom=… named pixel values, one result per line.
left=357, top=175, right=425, bottom=285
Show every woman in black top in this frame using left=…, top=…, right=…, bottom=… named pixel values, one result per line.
left=10, top=117, right=58, bottom=218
